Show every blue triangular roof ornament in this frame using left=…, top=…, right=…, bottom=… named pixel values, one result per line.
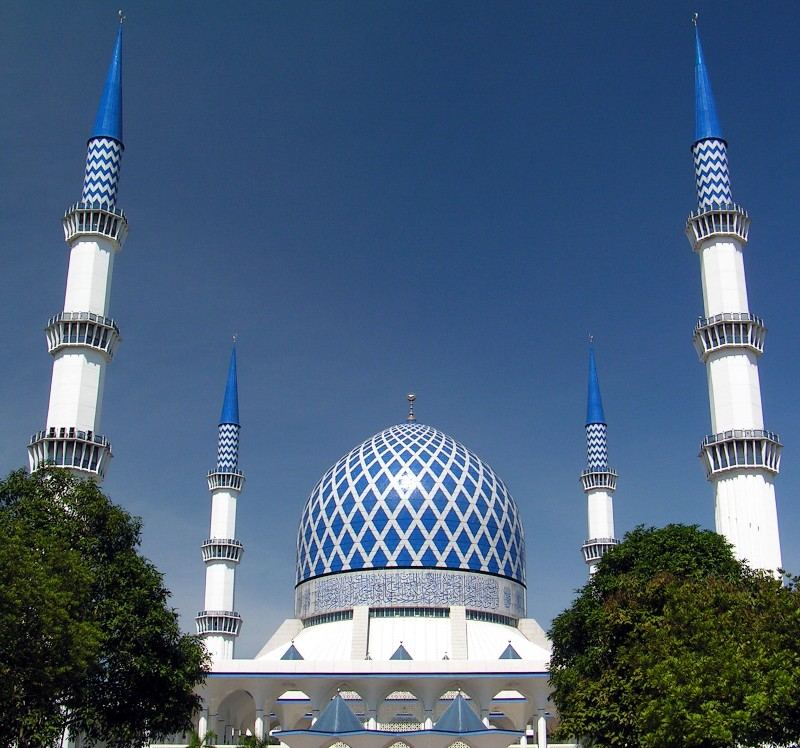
left=433, top=694, right=487, bottom=733
left=310, top=694, right=365, bottom=733
left=499, top=641, right=521, bottom=659
left=219, top=344, right=240, bottom=426
left=281, top=642, right=303, bottom=661
left=693, top=19, right=723, bottom=143
left=390, top=642, right=412, bottom=660
left=91, top=18, right=124, bottom=144
left=586, top=344, right=606, bottom=426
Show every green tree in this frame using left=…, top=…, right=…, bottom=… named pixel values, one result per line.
left=0, top=469, right=209, bottom=748
left=549, top=524, right=800, bottom=748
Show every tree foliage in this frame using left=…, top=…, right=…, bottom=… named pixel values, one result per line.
left=0, top=469, right=209, bottom=748
left=549, top=524, right=800, bottom=748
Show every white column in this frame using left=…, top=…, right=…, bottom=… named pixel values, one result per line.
left=537, top=711, right=547, bottom=748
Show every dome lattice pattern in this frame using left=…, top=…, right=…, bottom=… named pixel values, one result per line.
left=296, top=423, right=526, bottom=585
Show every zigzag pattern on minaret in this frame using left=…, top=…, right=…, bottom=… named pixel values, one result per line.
left=81, top=137, right=123, bottom=208
left=216, top=423, right=240, bottom=472
left=586, top=422, right=608, bottom=471
left=693, top=138, right=732, bottom=209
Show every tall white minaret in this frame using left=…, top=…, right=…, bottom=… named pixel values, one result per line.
left=28, top=17, right=128, bottom=482
left=580, top=344, right=619, bottom=574
left=686, top=19, right=782, bottom=572
left=196, top=345, right=244, bottom=660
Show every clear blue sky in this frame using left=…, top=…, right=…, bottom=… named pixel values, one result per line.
left=2, top=1, right=799, bottom=656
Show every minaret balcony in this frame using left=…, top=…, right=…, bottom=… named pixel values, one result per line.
left=693, top=312, right=766, bottom=361
left=28, top=427, right=112, bottom=480
left=580, top=469, right=617, bottom=492
left=201, top=538, right=244, bottom=563
left=207, top=469, right=245, bottom=492
left=686, top=203, right=750, bottom=250
left=196, top=610, right=242, bottom=636
left=63, top=202, right=128, bottom=247
left=581, top=538, right=620, bottom=564
left=700, top=429, right=782, bottom=478
left=45, top=311, right=121, bottom=359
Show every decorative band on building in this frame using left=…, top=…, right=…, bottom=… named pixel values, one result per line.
left=195, top=610, right=242, bottom=636
left=45, top=311, right=121, bottom=358
left=700, top=429, right=782, bottom=478
left=294, top=567, right=526, bottom=620
left=28, top=427, right=112, bottom=479
left=207, top=470, right=245, bottom=492
left=685, top=203, right=750, bottom=250
left=693, top=312, right=765, bottom=361
left=201, top=538, right=244, bottom=563
left=580, top=469, right=617, bottom=492
left=62, top=202, right=128, bottom=246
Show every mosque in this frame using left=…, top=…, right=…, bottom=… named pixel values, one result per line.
left=28, top=13, right=784, bottom=748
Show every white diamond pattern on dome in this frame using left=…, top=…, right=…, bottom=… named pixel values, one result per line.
left=296, top=423, right=526, bottom=585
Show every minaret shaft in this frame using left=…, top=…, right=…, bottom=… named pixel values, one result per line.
left=688, top=24, right=782, bottom=572
left=63, top=237, right=117, bottom=314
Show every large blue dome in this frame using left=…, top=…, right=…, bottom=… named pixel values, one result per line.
left=295, top=423, right=526, bottom=587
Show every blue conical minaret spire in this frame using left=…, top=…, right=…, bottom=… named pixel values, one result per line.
left=693, top=19, right=723, bottom=143
left=219, top=344, right=240, bottom=426
left=690, top=16, right=732, bottom=209
left=586, top=344, right=606, bottom=426
left=91, top=17, right=124, bottom=145
left=580, top=341, right=618, bottom=574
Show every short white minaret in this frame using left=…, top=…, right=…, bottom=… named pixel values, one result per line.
left=580, top=344, right=619, bottom=574
left=686, top=19, right=782, bottom=572
left=196, top=345, right=244, bottom=660
left=28, top=17, right=128, bottom=482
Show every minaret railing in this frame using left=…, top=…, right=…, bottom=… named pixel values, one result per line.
left=580, top=469, right=617, bottom=492
left=700, top=429, right=782, bottom=478
left=63, top=202, right=128, bottom=246
left=28, top=427, right=112, bottom=479
left=45, top=311, right=121, bottom=358
left=693, top=312, right=765, bottom=361
left=201, top=538, right=244, bottom=563
left=685, top=203, right=750, bottom=250
left=207, top=469, right=245, bottom=492
left=581, top=538, right=620, bottom=564
left=195, top=610, right=243, bottom=636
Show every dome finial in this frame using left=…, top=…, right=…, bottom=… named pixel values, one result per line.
left=118, top=8, right=126, bottom=24
left=406, top=393, right=416, bottom=422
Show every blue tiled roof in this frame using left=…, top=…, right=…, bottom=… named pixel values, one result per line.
left=91, top=24, right=124, bottom=143
left=694, top=24, right=723, bottom=142
left=390, top=643, right=413, bottom=660
left=311, top=695, right=365, bottom=733
left=281, top=643, right=303, bottom=660
left=499, top=642, right=521, bottom=659
left=433, top=695, right=487, bottom=733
